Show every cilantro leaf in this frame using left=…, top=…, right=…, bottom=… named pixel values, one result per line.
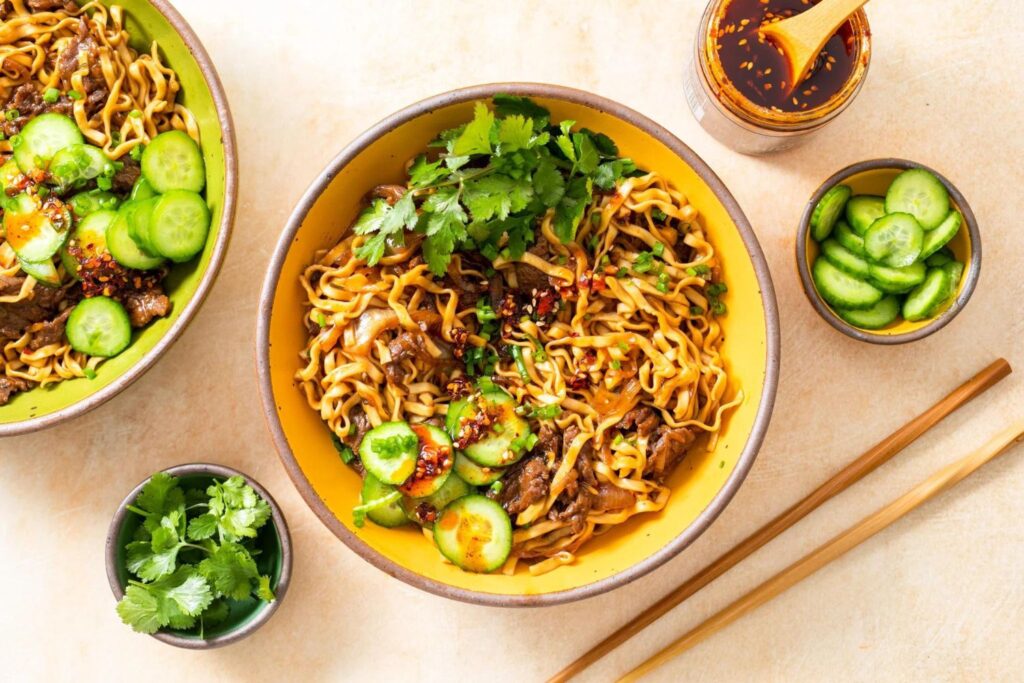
left=116, top=568, right=213, bottom=634
left=164, top=570, right=214, bottom=617
left=206, top=477, right=272, bottom=542
left=256, top=575, right=276, bottom=602
left=593, top=158, right=637, bottom=191
left=580, top=128, right=620, bottom=157
left=554, top=176, right=593, bottom=243
left=572, top=132, right=600, bottom=175
left=351, top=198, right=390, bottom=236
left=463, top=175, right=533, bottom=222
left=453, top=102, right=494, bottom=156
left=187, top=513, right=218, bottom=541
left=493, top=94, right=551, bottom=128
left=201, top=599, right=231, bottom=627
left=353, top=193, right=418, bottom=266
left=497, top=115, right=534, bottom=153
left=408, top=155, right=449, bottom=188
left=116, top=585, right=165, bottom=634
left=532, top=159, right=565, bottom=208
left=354, top=232, right=387, bottom=266
left=199, top=542, right=259, bottom=601
left=135, top=472, right=180, bottom=514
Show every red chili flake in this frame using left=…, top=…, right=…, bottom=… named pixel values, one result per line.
left=451, top=327, right=469, bottom=359
left=534, top=287, right=558, bottom=317
left=446, top=376, right=473, bottom=400
left=567, top=372, right=590, bottom=390
left=414, top=503, right=438, bottom=524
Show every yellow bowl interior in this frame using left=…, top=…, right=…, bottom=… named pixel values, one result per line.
left=265, top=94, right=774, bottom=599
left=803, top=167, right=973, bottom=336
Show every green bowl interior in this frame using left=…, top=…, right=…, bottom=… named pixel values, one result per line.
left=113, top=473, right=284, bottom=641
left=0, top=0, right=229, bottom=425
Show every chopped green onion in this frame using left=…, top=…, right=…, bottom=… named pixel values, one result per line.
left=128, top=109, right=143, bottom=119
left=587, top=233, right=600, bottom=252
left=633, top=251, right=654, bottom=273
left=493, top=423, right=505, bottom=434
left=510, top=345, right=530, bottom=382
left=42, top=88, right=60, bottom=104
left=316, top=312, right=327, bottom=327
left=96, top=176, right=112, bottom=191
left=598, top=254, right=610, bottom=269
left=610, top=360, right=621, bottom=370
left=5, top=109, right=19, bottom=121
left=129, top=144, right=144, bottom=162
left=489, top=481, right=504, bottom=495
left=83, top=367, right=97, bottom=380
left=652, top=208, right=668, bottom=222
left=68, top=90, right=83, bottom=101
left=686, top=264, right=711, bottom=277
left=526, top=334, right=547, bottom=362
left=615, top=267, right=628, bottom=278
left=690, top=305, right=704, bottom=316
left=590, top=212, right=601, bottom=226
left=617, top=341, right=629, bottom=353
left=475, top=299, right=498, bottom=323
left=528, top=403, right=562, bottom=419
left=707, top=282, right=728, bottom=296
left=612, top=433, right=625, bottom=447
left=652, top=242, right=665, bottom=257
left=656, top=272, right=670, bottom=293
left=712, top=300, right=728, bottom=316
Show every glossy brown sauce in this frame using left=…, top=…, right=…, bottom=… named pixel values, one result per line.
left=715, top=0, right=858, bottom=112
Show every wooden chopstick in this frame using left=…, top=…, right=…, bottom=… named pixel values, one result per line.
left=620, top=421, right=1024, bottom=682
left=548, top=358, right=1010, bottom=683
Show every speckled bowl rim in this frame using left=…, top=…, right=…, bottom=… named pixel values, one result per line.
left=796, top=158, right=982, bottom=345
left=105, top=463, right=292, bottom=649
left=0, top=0, right=238, bottom=437
left=255, top=82, right=780, bottom=607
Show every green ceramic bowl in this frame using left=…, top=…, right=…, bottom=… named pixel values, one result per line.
left=105, top=463, right=292, bottom=649
left=0, top=0, right=237, bottom=436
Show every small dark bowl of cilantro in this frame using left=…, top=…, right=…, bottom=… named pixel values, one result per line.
left=105, top=463, right=292, bottom=649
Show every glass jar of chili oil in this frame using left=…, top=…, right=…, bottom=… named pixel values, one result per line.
left=684, top=0, right=872, bottom=155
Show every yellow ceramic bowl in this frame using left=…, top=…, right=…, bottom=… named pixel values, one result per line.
left=797, top=159, right=981, bottom=344
left=257, top=84, right=780, bottom=605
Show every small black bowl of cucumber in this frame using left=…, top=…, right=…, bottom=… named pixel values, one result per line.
left=797, top=159, right=980, bottom=344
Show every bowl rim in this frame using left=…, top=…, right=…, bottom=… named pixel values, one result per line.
left=104, top=462, right=293, bottom=649
left=0, top=0, right=238, bottom=437
left=796, top=158, right=982, bottom=345
left=255, top=82, right=780, bottom=607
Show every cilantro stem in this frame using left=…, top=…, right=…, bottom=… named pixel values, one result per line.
left=125, top=504, right=150, bottom=518
left=415, top=164, right=495, bottom=193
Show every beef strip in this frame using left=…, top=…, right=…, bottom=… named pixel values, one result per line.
left=370, top=184, right=406, bottom=206
left=111, top=158, right=142, bottom=194
left=593, top=483, right=635, bottom=512
left=28, top=307, right=72, bottom=351
left=513, top=242, right=552, bottom=293
left=384, top=330, right=453, bottom=384
left=1, top=83, right=73, bottom=137
left=494, top=456, right=550, bottom=516
left=55, top=19, right=108, bottom=118
left=123, top=287, right=170, bottom=328
left=548, top=425, right=598, bottom=534
left=617, top=404, right=660, bottom=440
left=0, top=278, right=70, bottom=343
left=0, top=376, right=29, bottom=406
left=645, top=426, right=698, bottom=481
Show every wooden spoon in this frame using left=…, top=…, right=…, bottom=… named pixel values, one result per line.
left=759, top=0, right=870, bottom=91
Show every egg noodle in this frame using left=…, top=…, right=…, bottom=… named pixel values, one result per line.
left=298, top=169, right=740, bottom=575
left=0, top=0, right=197, bottom=393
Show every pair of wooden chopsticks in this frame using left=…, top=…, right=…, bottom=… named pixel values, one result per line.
left=549, top=358, right=1014, bottom=682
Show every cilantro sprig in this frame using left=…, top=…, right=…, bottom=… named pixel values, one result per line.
left=116, top=472, right=277, bottom=635
left=352, top=95, right=640, bottom=276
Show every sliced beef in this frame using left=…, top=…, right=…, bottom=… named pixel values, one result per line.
left=124, top=287, right=170, bottom=328
left=27, top=0, right=78, bottom=11
left=1, top=83, right=73, bottom=137
left=0, top=279, right=69, bottom=343
left=0, top=376, right=29, bottom=406
left=535, top=423, right=561, bottom=459
left=593, top=483, right=635, bottom=512
left=617, top=404, right=660, bottom=440
left=111, top=158, right=142, bottom=194
left=384, top=330, right=453, bottom=384
left=548, top=426, right=598, bottom=533
left=28, top=307, right=72, bottom=351
left=348, top=409, right=371, bottom=451
left=55, top=19, right=108, bottom=117
left=494, top=456, right=550, bottom=516
left=513, top=242, right=552, bottom=293
left=370, top=184, right=406, bottom=206
left=646, top=426, right=698, bottom=481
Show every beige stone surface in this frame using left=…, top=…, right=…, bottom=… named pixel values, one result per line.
left=3, top=0, right=1023, bottom=680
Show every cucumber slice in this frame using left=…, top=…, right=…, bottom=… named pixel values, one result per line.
left=925, top=247, right=955, bottom=268
left=147, top=190, right=211, bottom=262
left=867, top=261, right=927, bottom=294
left=359, top=474, right=409, bottom=528
left=445, top=398, right=470, bottom=436
left=812, top=257, right=883, bottom=310
left=451, top=390, right=532, bottom=468
left=844, top=195, right=886, bottom=236
left=834, top=220, right=865, bottom=256
left=836, top=296, right=901, bottom=330
left=919, top=210, right=962, bottom=259
left=66, top=296, right=132, bottom=357
left=359, top=421, right=419, bottom=485
left=126, top=197, right=161, bottom=255
left=398, top=424, right=454, bottom=498
left=944, top=260, right=964, bottom=289
left=48, top=144, right=114, bottom=190
left=403, top=473, right=473, bottom=527
left=885, top=168, right=950, bottom=230
left=68, top=189, right=120, bottom=218
left=129, top=176, right=158, bottom=201
left=106, top=211, right=166, bottom=270
left=18, top=257, right=61, bottom=287
left=821, top=238, right=870, bottom=279
left=902, top=267, right=953, bottom=322
left=453, top=451, right=505, bottom=486
left=810, top=184, right=851, bottom=241
left=12, top=113, right=84, bottom=174
left=141, top=130, right=206, bottom=193
left=864, top=213, right=924, bottom=268
left=3, top=193, right=71, bottom=262
left=61, top=209, right=117, bottom=279
left=433, top=495, right=512, bottom=573
left=0, top=158, right=24, bottom=193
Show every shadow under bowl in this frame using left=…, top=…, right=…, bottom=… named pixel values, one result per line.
left=105, top=463, right=292, bottom=649
left=796, top=158, right=981, bottom=345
